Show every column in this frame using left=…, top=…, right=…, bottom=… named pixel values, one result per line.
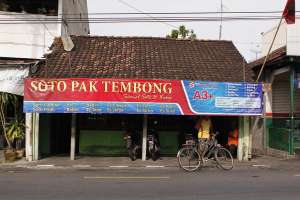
left=142, top=115, right=148, bottom=161
left=237, top=117, right=244, bottom=161
left=70, top=114, right=76, bottom=160
left=237, top=116, right=250, bottom=161
left=32, top=113, right=39, bottom=161
left=25, top=113, right=33, bottom=161
left=244, top=116, right=251, bottom=160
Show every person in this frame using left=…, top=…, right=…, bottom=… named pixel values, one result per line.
left=228, top=124, right=238, bottom=158
left=195, top=116, right=213, bottom=154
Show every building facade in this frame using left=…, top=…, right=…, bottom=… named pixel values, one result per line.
left=24, top=36, right=262, bottom=162
left=251, top=47, right=300, bottom=157
left=251, top=20, right=300, bottom=156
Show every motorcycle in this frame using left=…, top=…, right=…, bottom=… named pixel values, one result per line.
left=147, top=130, right=160, bottom=161
left=123, top=131, right=141, bottom=161
left=184, top=133, right=196, bottom=146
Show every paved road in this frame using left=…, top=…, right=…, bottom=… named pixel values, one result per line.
left=0, top=167, right=300, bottom=200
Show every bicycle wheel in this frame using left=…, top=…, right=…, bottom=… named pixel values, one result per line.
left=177, top=147, right=201, bottom=172
left=214, top=147, right=233, bottom=170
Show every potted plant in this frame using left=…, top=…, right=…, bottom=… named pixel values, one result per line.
left=0, top=92, right=18, bottom=161
left=5, top=120, right=25, bottom=159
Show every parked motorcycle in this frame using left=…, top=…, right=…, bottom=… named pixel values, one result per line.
left=123, top=131, right=141, bottom=161
left=184, top=133, right=196, bottom=146
left=147, top=130, right=160, bottom=161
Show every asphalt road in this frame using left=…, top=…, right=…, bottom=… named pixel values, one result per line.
left=0, top=167, right=300, bottom=200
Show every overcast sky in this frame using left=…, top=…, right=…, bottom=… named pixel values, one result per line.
left=87, top=0, right=298, bottom=61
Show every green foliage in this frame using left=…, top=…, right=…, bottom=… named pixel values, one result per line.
left=0, top=3, right=9, bottom=11
left=166, top=25, right=197, bottom=40
left=5, top=120, right=25, bottom=143
left=0, top=92, right=19, bottom=149
left=171, top=30, right=179, bottom=39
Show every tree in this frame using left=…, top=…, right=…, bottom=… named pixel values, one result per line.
left=166, top=25, right=197, bottom=40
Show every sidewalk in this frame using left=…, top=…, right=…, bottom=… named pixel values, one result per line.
left=1, top=154, right=300, bottom=170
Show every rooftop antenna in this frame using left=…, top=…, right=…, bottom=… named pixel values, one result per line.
left=250, top=45, right=262, bottom=60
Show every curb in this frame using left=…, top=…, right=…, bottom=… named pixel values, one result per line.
left=0, top=162, right=267, bottom=170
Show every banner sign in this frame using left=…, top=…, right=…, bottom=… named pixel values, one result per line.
left=24, top=78, right=262, bottom=116
left=0, top=67, right=29, bottom=96
left=297, top=80, right=300, bottom=89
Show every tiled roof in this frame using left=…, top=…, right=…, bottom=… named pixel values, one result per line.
left=32, top=36, right=252, bottom=82
left=249, top=46, right=287, bottom=69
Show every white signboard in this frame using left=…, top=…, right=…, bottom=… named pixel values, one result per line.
left=0, top=67, right=29, bottom=96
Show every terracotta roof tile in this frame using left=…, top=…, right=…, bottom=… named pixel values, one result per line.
left=249, top=46, right=287, bottom=69
left=32, top=36, right=252, bottom=82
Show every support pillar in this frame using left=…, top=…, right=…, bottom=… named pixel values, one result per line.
left=70, top=114, right=76, bottom=160
left=245, top=116, right=251, bottom=160
left=25, top=113, right=33, bottom=161
left=142, top=115, right=148, bottom=161
left=32, top=113, right=39, bottom=161
left=263, top=82, right=272, bottom=151
left=238, top=116, right=250, bottom=161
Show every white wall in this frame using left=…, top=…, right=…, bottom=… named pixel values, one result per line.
left=0, top=12, right=60, bottom=59
left=287, top=23, right=300, bottom=56
left=261, top=22, right=287, bottom=57
left=261, top=21, right=300, bottom=57
left=0, top=0, right=89, bottom=60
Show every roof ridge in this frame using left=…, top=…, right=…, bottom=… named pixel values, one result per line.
left=69, top=35, right=232, bottom=43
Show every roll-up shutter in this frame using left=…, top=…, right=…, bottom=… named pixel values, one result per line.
left=272, top=72, right=290, bottom=114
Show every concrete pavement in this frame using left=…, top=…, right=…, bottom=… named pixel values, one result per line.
left=0, top=165, right=300, bottom=200
left=1, top=154, right=300, bottom=171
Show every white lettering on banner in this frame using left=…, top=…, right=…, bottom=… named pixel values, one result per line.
left=215, top=97, right=261, bottom=109
left=0, top=67, right=29, bottom=96
left=100, top=80, right=172, bottom=94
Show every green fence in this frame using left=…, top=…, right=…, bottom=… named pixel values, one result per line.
left=268, top=127, right=291, bottom=152
left=267, top=117, right=300, bottom=154
left=294, top=118, right=300, bottom=149
left=158, top=131, right=179, bottom=156
left=79, top=130, right=179, bottom=156
left=79, top=130, right=127, bottom=156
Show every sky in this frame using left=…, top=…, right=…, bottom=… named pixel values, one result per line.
left=87, top=0, right=298, bottom=62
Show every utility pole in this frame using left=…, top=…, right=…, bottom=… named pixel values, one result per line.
left=219, top=0, right=223, bottom=40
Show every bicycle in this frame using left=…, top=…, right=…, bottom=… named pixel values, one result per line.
left=177, top=133, right=233, bottom=172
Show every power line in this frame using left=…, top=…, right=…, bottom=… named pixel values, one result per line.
left=117, top=0, right=178, bottom=29
left=1, top=11, right=300, bottom=15
left=0, top=15, right=299, bottom=24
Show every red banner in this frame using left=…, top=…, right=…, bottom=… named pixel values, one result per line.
left=24, top=78, right=193, bottom=115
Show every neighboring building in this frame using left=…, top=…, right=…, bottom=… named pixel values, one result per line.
left=24, top=36, right=262, bottom=162
left=0, top=0, right=89, bottom=156
left=0, top=0, right=89, bottom=59
left=0, top=0, right=90, bottom=94
left=250, top=21, right=300, bottom=157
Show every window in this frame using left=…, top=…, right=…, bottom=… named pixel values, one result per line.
left=0, top=0, right=58, bottom=16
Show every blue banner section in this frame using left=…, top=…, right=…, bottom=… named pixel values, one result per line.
left=296, top=80, right=300, bottom=89
left=182, top=81, right=262, bottom=115
left=23, top=101, right=183, bottom=115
